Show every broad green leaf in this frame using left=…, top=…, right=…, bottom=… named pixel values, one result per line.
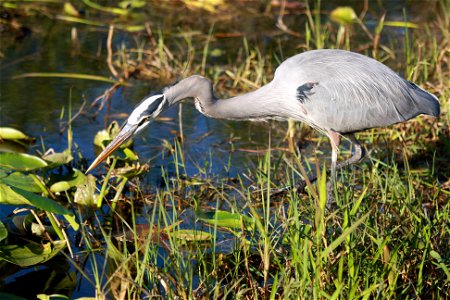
left=1, top=172, right=43, bottom=193
left=0, top=152, right=47, bottom=171
left=0, top=127, right=30, bottom=140
left=64, top=214, right=79, bottom=231
left=8, top=214, right=55, bottom=238
left=74, top=174, right=98, bottom=207
left=0, top=140, right=28, bottom=153
left=123, top=148, right=138, bottom=161
left=0, top=184, right=72, bottom=215
left=197, top=210, right=254, bottom=230
left=166, top=229, right=213, bottom=241
left=50, top=169, right=86, bottom=193
left=94, top=121, right=133, bottom=149
left=0, top=240, right=66, bottom=267
left=0, top=221, right=7, bottom=242
left=330, top=6, right=357, bottom=25
left=42, top=152, right=74, bottom=165
left=113, top=163, right=149, bottom=178
left=93, top=129, right=111, bottom=148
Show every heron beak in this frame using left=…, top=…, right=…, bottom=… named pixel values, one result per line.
left=86, top=123, right=139, bottom=173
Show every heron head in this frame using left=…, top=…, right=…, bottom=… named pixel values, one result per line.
left=86, top=94, right=166, bottom=172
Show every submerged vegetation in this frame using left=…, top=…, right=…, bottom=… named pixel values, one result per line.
left=0, top=0, right=449, bottom=299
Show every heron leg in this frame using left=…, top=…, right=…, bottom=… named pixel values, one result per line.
left=272, top=133, right=364, bottom=198
left=335, top=134, right=365, bottom=171
left=328, top=130, right=341, bottom=179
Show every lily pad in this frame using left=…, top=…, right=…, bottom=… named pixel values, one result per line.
left=0, top=240, right=66, bottom=267
left=94, top=121, right=133, bottom=149
left=0, top=184, right=72, bottom=215
left=42, top=151, right=74, bottom=165
left=0, top=140, right=28, bottom=153
left=166, top=229, right=213, bottom=242
left=112, top=163, right=149, bottom=178
left=1, top=172, right=43, bottom=193
left=50, top=169, right=86, bottom=193
left=74, top=175, right=98, bottom=207
left=0, top=127, right=31, bottom=141
left=0, top=220, right=7, bottom=242
left=197, top=210, right=254, bottom=230
left=8, top=214, right=56, bottom=238
left=0, top=153, right=48, bottom=171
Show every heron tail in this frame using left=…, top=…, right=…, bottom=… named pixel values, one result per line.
left=409, top=82, right=440, bottom=117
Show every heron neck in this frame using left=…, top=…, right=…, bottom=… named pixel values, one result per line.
left=164, top=75, right=300, bottom=120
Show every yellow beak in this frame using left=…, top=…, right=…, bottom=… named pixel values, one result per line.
left=86, top=123, right=138, bottom=173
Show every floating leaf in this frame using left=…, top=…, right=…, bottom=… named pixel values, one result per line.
left=94, top=121, right=132, bottom=149
left=166, top=229, right=213, bottom=242
left=0, top=127, right=30, bottom=141
left=0, top=153, right=48, bottom=171
left=113, top=163, right=149, bottom=178
left=8, top=214, right=55, bottom=238
left=0, top=240, right=66, bottom=267
left=93, top=129, right=111, bottom=148
left=74, top=175, right=99, bottom=207
left=330, top=6, right=357, bottom=25
left=1, top=172, right=43, bottom=193
left=42, top=151, right=74, bottom=165
left=123, top=148, right=138, bottom=161
left=197, top=210, right=254, bottom=230
left=0, top=221, right=7, bottom=242
left=0, top=140, right=28, bottom=153
left=0, top=184, right=72, bottom=215
left=50, top=169, right=86, bottom=193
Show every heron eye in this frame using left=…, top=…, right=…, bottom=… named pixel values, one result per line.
left=138, top=116, right=149, bottom=126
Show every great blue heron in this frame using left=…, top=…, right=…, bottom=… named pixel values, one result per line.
left=86, top=49, right=440, bottom=181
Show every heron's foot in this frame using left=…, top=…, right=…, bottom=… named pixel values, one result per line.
left=256, top=179, right=308, bottom=198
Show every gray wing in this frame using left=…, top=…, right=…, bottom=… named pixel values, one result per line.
left=274, top=49, right=439, bottom=133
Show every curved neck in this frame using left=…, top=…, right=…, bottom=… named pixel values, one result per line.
left=163, top=75, right=303, bottom=121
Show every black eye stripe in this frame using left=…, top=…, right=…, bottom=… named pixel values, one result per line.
left=128, top=94, right=166, bottom=125
left=142, top=95, right=164, bottom=116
